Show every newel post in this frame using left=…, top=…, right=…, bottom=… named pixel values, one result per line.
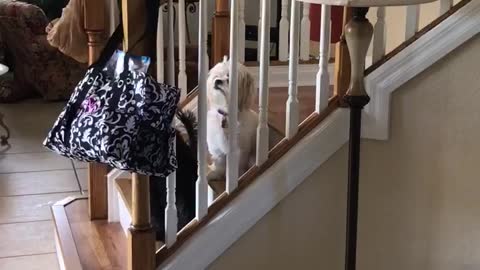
left=212, top=0, right=230, bottom=66
left=122, top=0, right=156, bottom=270
left=343, top=7, right=372, bottom=270
left=84, top=0, right=109, bottom=220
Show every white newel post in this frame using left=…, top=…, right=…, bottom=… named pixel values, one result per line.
left=285, top=0, right=299, bottom=139
left=315, top=4, right=330, bottom=113
left=196, top=0, right=208, bottom=220
left=256, top=0, right=271, bottom=165
left=156, top=4, right=165, bottom=83
left=178, top=0, right=188, bottom=100
left=239, top=0, right=246, bottom=63
left=372, top=7, right=386, bottom=63
left=300, top=2, right=311, bottom=61
left=405, top=5, right=420, bottom=40
left=227, top=0, right=240, bottom=193
left=278, top=0, right=289, bottom=61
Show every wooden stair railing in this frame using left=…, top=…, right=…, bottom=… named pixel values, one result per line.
left=54, top=1, right=475, bottom=270
left=122, top=0, right=157, bottom=270
left=85, top=0, right=109, bottom=220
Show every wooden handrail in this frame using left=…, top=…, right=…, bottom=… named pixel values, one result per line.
left=84, top=0, right=109, bottom=220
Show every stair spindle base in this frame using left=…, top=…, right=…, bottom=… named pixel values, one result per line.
left=88, top=163, right=109, bottom=220
left=128, top=227, right=156, bottom=270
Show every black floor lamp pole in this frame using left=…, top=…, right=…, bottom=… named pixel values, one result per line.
left=344, top=95, right=370, bottom=270
left=343, top=7, right=372, bottom=270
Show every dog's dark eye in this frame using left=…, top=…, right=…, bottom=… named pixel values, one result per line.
left=214, top=79, right=223, bottom=88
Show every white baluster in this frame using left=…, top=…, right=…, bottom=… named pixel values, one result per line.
left=165, top=0, right=178, bottom=248
left=165, top=127, right=177, bottom=247
left=239, top=0, right=246, bottom=63
left=227, top=0, right=240, bottom=193
left=286, top=0, right=299, bottom=139
left=178, top=0, right=188, bottom=100
left=257, top=0, right=263, bottom=62
left=196, top=0, right=208, bottom=220
left=300, top=2, right=310, bottom=61
left=256, top=0, right=271, bottom=165
left=440, top=0, right=453, bottom=15
left=315, top=4, right=330, bottom=113
left=278, top=0, right=289, bottom=61
left=372, top=7, right=386, bottom=63
left=156, top=4, right=165, bottom=83
left=168, top=0, right=175, bottom=86
left=405, top=5, right=420, bottom=40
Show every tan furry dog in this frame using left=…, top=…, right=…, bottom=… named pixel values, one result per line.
left=206, top=57, right=258, bottom=181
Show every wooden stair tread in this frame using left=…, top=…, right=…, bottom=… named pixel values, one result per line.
left=53, top=197, right=127, bottom=270
left=182, top=84, right=334, bottom=137
left=253, top=85, right=335, bottom=135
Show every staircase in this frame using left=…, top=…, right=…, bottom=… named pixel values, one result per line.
left=51, top=0, right=480, bottom=269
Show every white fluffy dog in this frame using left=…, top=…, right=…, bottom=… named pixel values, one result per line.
left=206, top=57, right=258, bottom=181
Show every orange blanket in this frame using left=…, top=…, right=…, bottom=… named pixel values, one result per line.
left=46, top=0, right=115, bottom=63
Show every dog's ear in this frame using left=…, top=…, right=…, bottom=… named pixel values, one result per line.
left=223, top=55, right=228, bottom=63
left=238, top=65, right=256, bottom=111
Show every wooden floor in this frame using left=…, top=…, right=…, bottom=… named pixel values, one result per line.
left=64, top=198, right=127, bottom=270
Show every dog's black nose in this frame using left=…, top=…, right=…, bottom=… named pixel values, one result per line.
left=214, top=79, right=223, bottom=88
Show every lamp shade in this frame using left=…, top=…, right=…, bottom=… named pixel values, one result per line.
left=298, top=0, right=437, bottom=6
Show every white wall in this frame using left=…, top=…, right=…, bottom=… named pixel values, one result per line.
left=366, top=0, right=463, bottom=56
left=208, top=33, right=480, bottom=270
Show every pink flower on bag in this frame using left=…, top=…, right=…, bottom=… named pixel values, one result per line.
left=81, top=96, right=100, bottom=114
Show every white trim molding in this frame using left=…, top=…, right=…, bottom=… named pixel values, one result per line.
left=362, top=0, right=480, bottom=140
left=107, top=169, right=130, bottom=223
left=158, top=109, right=350, bottom=270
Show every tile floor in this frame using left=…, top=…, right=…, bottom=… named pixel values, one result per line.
left=0, top=99, right=88, bottom=270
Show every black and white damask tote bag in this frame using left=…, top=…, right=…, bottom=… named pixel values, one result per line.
left=44, top=23, right=180, bottom=177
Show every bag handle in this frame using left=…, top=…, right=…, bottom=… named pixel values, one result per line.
left=91, top=0, right=159, bottom=69
left=90, top=22, right=124, bottom=69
